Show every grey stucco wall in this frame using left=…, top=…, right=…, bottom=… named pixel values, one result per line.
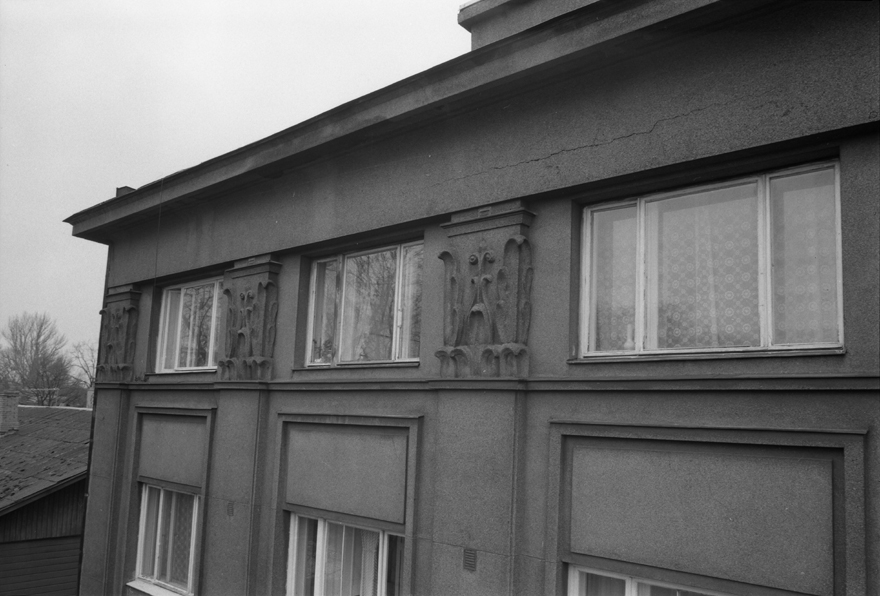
left=81, top=3, right=879, bottom=596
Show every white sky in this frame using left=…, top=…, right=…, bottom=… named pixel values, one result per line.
left=0, top=0, right=471, bottom=347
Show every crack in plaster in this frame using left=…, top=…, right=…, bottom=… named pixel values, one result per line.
left=432, top=95, right=785, bottom=189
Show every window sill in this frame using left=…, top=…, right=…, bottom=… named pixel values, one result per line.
left=126, top=579, right=189, bottom=596
left=294, top=361, right=420, bottom=372
left=568, top=346, right=845, bottom=364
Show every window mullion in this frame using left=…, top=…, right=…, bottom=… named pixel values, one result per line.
left=378, top=531, right=388, bottom=596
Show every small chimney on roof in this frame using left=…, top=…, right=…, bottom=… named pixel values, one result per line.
left=0, top=391, right=20, bottom=435
left=116, top=186, right=136, bottom=198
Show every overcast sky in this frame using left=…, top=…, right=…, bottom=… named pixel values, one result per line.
left=0, top=0, right=471, bottom=348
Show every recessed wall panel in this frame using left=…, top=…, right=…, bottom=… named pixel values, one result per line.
left=286, top=424, right=408, bottom=524
left=570, top=440, right=834, bottom=595
left=139, top=414, right=207, bottom=487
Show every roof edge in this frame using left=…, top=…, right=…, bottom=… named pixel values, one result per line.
left=67, top=0, right=736, bottom=242
left=0, top=470, right=87, bottom=517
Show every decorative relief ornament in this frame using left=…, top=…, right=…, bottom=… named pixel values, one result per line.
left=217, top=256, right=281, bottom=381
left=97, top=286, right=140, bottom=382
left=436, top=201, right=534, bottom=378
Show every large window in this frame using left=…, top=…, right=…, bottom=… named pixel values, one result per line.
left=287, top=514, right=405, bottom=596
left=156, top=278, right=223, bottom=372
left=568, top=567, right=732, bottom=596
left=581, top=162, right=842, bottom=357
left=136, top=485, right=199, bottom=595
left=307, top=242, right=423, bottom=365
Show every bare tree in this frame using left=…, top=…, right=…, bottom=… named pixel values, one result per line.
left=0, top=312, right=78, bottom=406
left=70, top=340, right=98, bottom=387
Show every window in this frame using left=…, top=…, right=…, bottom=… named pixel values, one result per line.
left=307, top=242, right=423, bottom=365
left=136, top=485, right=199, bottom=595
left=287, top=514, right=405, bottom=596
left=581, top=162, right=842, bottom=356
left=568, top=567, right=733, bottom=596
left=156, top=278, right=223, bottom=371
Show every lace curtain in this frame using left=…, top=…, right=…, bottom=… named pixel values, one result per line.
left=648, top=183, right=761, bottom=350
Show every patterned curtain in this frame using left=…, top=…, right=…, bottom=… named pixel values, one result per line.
left=649, top=184, right=761, bottom=350
left=770, top=168, right=839, bottom=344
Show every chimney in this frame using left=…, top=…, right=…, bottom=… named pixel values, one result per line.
left=116, top=186, right=136, bottom=198
left=0, top=391, right=20, bottom=435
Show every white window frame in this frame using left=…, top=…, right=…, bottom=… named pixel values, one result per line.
left=306, top=241, right=423, bottom=366
left=568, top=565, right=735, bottom=596
left=134, top=484, right=200, bottom=596
left=579, top=161, right=843, bottom=358
left=286, top=513, right=405, bottom=596
left=155, top=278, right=223, bottom=372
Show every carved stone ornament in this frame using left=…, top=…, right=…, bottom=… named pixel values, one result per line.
left=436, top=202, right=534, bottom=378
left=217, top=256, right=281, bottom=381
left=97, top=286, right=141, bottom=382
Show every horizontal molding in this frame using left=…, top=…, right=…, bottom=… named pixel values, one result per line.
left=97, top=374, right=880, bottom=393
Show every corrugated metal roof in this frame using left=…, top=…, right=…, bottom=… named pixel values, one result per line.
left=0, top=406, right=91, bottom=514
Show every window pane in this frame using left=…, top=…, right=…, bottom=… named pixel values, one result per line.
left=590, top=206, right=637, bottom=351
left=323, top=522, right=345, bottom=595
left=157, top=491, right=173, bottom=581
left=397, top=244, right=423, bottom=359
left=577, top=571, right=626, bottom=596
left=646, top=183, right=761, bottom=349
left=293, top=517, right=318, bottom=596
left=161, top=290, right=181, bottom=371
left=340, top=249, right=398, bottom=362
left=354, top=527, right=381, bottom=596
left=169, top=492, right=194, bottom=588
left=770, top=167, right=839, bottom=344
left=178, top=283, right=216, bottom=368
left=311, top=260, right=339, bottom=364
left=637, top=581, right=716, bottom=596
left=140, top=486, right=161, bottom=577
left=212, top=281, right=223, bottom=366
left=385, top=535, right=405, bottom=596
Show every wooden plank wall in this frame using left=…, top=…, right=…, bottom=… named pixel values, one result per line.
left=0, top=479, right=86, bottom=542
left=0, top=535, right=81, bottom=596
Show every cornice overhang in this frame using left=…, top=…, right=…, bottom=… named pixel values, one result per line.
left=66, top=0, right=779, bottom=244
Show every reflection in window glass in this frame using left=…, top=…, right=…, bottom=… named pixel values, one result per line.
left=311, top=260, right=339, bottom=364
left=308, top=242, right=423, bottom=366
left=397, top=244, right=423, bottom=360
left=590, top=206, right=637, bottom=352
left=341, top=249, right=398, bottom=362
left=157, top=279, right=223, bottom=371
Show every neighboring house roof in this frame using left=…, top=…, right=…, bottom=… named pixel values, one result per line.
left=0, top=406, right=91, bottom=515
